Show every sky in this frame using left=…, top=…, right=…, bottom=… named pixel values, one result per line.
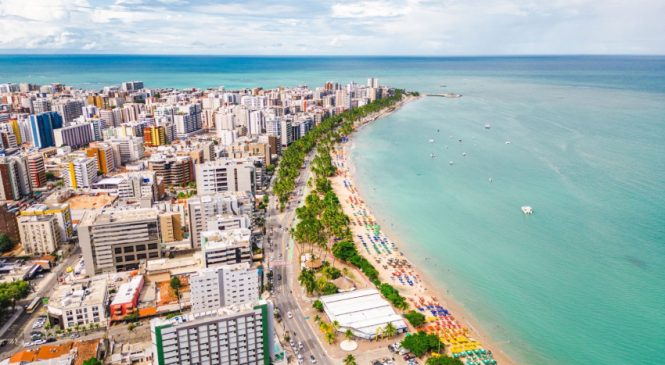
left=0, top=0, right=664, bottom=55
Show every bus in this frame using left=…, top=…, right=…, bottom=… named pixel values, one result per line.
left=26, top=297, right=42, bottom=314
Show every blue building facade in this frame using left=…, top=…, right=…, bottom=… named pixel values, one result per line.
left=29, top=112, right=63, bottom=148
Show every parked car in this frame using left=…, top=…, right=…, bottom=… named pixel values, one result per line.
left=309, top=355, right=317, bottom=364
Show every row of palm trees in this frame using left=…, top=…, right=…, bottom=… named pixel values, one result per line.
left=273, top=90, right=407, bottom=208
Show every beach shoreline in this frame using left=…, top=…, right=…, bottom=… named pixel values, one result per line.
left=330, top=95, right=516, bottom=365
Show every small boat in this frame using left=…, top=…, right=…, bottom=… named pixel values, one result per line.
left=458, top=139, right=462, bottom=143
left=521, top=206, right=533, bottom=214
left=430, top=153, right=437, bottom=158
left=449, top=161, right=454, bottom=165
left=489, top=177, right=493, bottom=183
left=462, top=152, right=467, bottom=157
left=429, top=139, right=435, bottom=143
left=505, top=141, right=512, bottom=144
left=485, top=124, right=491, bottom=129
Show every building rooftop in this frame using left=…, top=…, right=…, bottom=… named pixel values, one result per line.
left=111, top=275, right=144, bottom=306
left=319, top=288, right=407, bottom=339
left=48, top=276, right=108, bottom=311
left=84, top=208, right=158, bottom=225
left=201, top=228, right=251, bottom=249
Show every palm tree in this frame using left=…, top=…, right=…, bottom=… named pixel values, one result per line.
left=314, top=314, right=321, bottom=324
left=344, top=329, right=354, bottom=341
left=325, top=330, right=336, bottom=344
left=332, top=320, right=340, bottom=332
left=343, top=354, right=357, bottom=365
left=384, top=322, right=397, bottom=338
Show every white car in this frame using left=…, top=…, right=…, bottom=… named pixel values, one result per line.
left=287, top=311, right=293, bottom=319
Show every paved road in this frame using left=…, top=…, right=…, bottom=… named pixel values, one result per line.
left=266, top=153, right=332, bottom=365
left=0, top=247, right=82, bottom=359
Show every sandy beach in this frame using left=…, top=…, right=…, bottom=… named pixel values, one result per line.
left=329, top=96, right=516, bottom=365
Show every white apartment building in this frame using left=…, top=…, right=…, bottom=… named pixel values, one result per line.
left=62, top=157, right=99, bottom=189
left=150, top=300, right=275, bottom=365
left=187, top=192, right=254, bottom=249
left=189, top=263, right=259, bottom=314
left=200, top=228, right=252, bottom=268
left=48, top=276, right=108, bottom=330
left=108, top=136, right=144, bottom=164
left=53, top=122, right=94, bottom=148
left=17, top=215, right=62, bottom=255
left=195, top=158, right=256, bottom=195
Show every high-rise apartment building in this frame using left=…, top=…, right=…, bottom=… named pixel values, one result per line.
left=159, top=212, right=183, bottom=243
left=54, top=99, right=84, bottom=125
left=0, top=156, right=30, bottom=200
left=62, top=157, right=99, bottom=189
left=53, top=122, right=94, bottom=148
left=143, top=126, right=167, bottom=147
left=21, top=203, right=73, bottom=241
left=29, top=112, right=63, bottom=148
left=200, top=228, right=252, bottom=268
left=26, top=153, right=47, bottom=189
left=148, top=155, right=193, bottom=186
left=86, top=142, right=116, bottom=175
left=189, top=263, right=259, bottom=314
left=17, top=215, right=61, bottom=255
left=187, top=193, right=253, bottom=249
left=150, top=300, right=275, bottom=365
left=195, top=159, right=256, bottom=195
left=108, top=136, right=144, bottom=164
left=0, top=203, right=20, bottom=244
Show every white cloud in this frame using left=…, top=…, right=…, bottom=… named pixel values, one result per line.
left=0, top=0, right=663, bottom=55
left=331, top=1, right=411, bottom=18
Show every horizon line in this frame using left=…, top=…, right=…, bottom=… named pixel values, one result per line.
left=1, top=53, right=664, bottom=58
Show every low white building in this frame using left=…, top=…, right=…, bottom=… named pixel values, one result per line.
left=47, top=276, right=109, bottom=330
left=319, top=288, right=408, bottom=339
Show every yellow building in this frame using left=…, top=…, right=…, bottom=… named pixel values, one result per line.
left=143, top=126, right=167, bottom=147
left=159, top=212, right=183, bottom=243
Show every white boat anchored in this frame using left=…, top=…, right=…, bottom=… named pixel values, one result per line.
left=484, top=124, right=491, bottom=129
left=449, top=161, right=454, bottom=165
left=429, top=139, right=435, bottom=143
left=521, top=206, right=533, bottom=215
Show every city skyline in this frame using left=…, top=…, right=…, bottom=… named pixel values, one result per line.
left=1, top=0, right=664, bottom=55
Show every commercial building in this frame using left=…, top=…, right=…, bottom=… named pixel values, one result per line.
left=47, top=276, right=108, bottom=330
left=195, top=159, right=256, bottom=195
left=29, top=112, right=63, bottom=148
left=79, top=208, right=162, bottom=274
left=62, top=157, right=99, bottom=189
left=200, top=228, right=252, bottom=268
left=150, top=300, right=275, bottom=365
left=90, top=171, right=161, bottom=202
left=187, top=193, right=254, bottom=249
left=17, top=215, right=62, bottom=255
left=189, top=263, right=259, bottom=314
left=319, top=288, right=408, bottom=339
left=53, top=122, right=94, bottom=148
left=110, top=275, right=145, bottom=319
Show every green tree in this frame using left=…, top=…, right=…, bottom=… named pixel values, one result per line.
left=343, top=354, right=357, bottom=365
left=384, top=322, right=397, bottom=337
left=82, top=358, right=103, bottom=365
left=404, top=310, right=427, bottom=327
left=313, top=300, right=324, bottom=312
left=298, top=269, right=317, bottom=295
left=0, top=233, right=13, bottom=253
left=401, top=331, right=444, bottom=357
left=344, top=328, right=354, bottom=341
left=170, top=276, right=182, bottom=310
left=425, top=356, right=464, bottom=365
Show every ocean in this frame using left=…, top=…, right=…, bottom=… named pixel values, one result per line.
left=2, top=55, right=664, bottom=364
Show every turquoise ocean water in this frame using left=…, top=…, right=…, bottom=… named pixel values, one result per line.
left=2, top=55, right=664, bottom=364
